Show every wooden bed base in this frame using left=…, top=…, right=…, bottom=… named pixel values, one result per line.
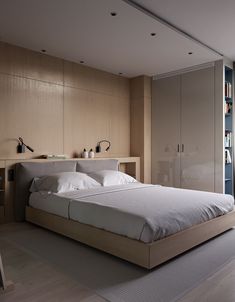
left=26, top=206, right=235, bottom=269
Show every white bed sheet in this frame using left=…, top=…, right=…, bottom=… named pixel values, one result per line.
left=29, top=183, right=234, bottom=243
left=29, top=191, right=70, bottom=219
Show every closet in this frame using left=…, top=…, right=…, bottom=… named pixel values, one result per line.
left=152, top=66, right=216, bottom=192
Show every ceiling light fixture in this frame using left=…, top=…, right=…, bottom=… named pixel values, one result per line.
left=110, top=12, right=117, bottom=16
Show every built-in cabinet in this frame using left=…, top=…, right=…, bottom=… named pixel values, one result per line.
left=152, top=75, right=181, bottom=188
left=152, top=67, right=214, bottom=191
left=152, top=62, right=233, bottom=194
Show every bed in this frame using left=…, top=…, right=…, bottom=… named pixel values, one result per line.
left=15, top=159, right=235, bottom=269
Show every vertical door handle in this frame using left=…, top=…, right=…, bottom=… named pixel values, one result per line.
left=177, top=144, right=180, bottom=152
left=181, top=144, right=184, bottom=152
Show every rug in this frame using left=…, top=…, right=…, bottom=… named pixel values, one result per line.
left=2, top=225, right=235, bottom=302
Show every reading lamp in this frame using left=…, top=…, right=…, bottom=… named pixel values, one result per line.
left=17, top=137, right=34, bottom=153
left=96, top=140, right=111, bottom=153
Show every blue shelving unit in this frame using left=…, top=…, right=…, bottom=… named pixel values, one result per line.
left=224, top=66, right=233, bottom=195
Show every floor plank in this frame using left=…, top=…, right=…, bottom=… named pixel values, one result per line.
left=0, top=223, right=108, bottom=302
left=178, top=259, right=235, bottom=302
left=2, top=223, right=235, bottom=302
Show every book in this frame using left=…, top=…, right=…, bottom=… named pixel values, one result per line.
left=225, top=82, right=232, bottom=98
left=41, top=154, right=68, bottom=159
left=225, top=149, right=232, bottom=164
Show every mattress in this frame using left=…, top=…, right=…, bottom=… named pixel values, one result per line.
left=29, top=183, right=234, bottom=243
left=29, top=190, right=70, bottom=219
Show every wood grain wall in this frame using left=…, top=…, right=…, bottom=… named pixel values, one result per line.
left=130, top=76, right=151, bottom=183
left=0, top=42, right=130, bottom=159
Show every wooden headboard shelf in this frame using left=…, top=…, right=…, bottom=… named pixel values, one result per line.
left=0, top=157, right=140, bottom=223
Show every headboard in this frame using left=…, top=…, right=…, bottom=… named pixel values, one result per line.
left=14, top=159, right=119, bottom=221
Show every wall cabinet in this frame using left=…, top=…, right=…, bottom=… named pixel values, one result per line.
left=152, top=66, right=216, bottom=192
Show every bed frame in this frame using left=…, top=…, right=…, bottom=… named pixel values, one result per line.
left=25, top=207, right=235, bottom=269
left=14, top=159, right=235, bottom=269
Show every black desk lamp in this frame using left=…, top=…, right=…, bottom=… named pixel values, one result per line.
left=96, top=140, right=111, bottom=153
left=17, top=137, right=34, bottom=153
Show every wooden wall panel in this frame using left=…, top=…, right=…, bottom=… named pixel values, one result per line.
left=109, top=96, right=130, bottom=157
left=130, top=76, right=151, bottom=183
left=0, top=74, right=64, bottom=158
left=130, top=96, right=144, bottom=159
left=64, top=61, right=93, bottom=91
left=64, top=61, right=130, bottom=98
left=0, top=41, right=130, bottom=159
left=64, top=87, right=130, bottom=157
left=0, top=42, right=64, bottom=85
left=144, top=95, right=151, bottom=183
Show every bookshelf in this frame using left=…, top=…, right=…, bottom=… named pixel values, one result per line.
left=224, top=66, right=233, bottom=195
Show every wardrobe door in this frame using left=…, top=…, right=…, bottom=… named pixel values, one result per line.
left=181, top=67, right=215, bottom=191
left=152, top=76, right=181, bottom=187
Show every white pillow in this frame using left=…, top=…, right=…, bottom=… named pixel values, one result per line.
left=30, top=172, right=101, bottom=193
left=88, top=170, right=137, bottom=186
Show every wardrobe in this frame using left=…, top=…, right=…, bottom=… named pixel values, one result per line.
left=152, top=60, right=233, bottom=194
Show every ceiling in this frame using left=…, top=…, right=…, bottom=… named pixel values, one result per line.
left=0, top=0, right=225, bottom=77
left=133, top=0, right=235, bottom=61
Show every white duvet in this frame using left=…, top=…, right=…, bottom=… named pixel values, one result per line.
left=29, top=183, right=234, bottom=243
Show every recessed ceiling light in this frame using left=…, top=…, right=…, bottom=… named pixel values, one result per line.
left=110, top=12, right=117, bottom=16
left=150, top=33, right=156, bottom=36
left=80, top=60, right=84, bottom=64
left=41, top=49, right=46, bottom=53
left=188, top=52, right=193, bottom=55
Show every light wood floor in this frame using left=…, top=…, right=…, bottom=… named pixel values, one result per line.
left=1, top=223, right=235, bottom=302
left=178, top=258, right=235, bottom=302
left=0, top=223, right=107, bottom=302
